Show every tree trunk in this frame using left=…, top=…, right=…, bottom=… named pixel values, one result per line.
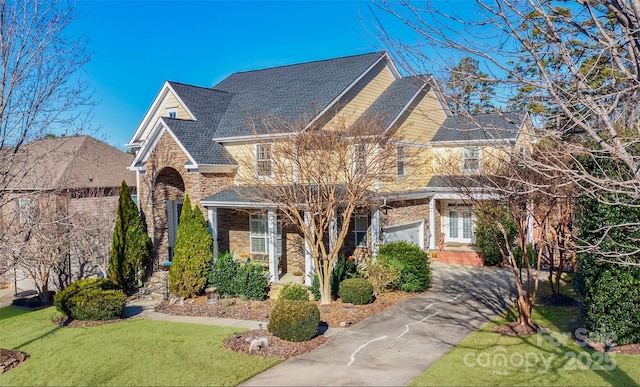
left=517, top=295, right=532, bottom=326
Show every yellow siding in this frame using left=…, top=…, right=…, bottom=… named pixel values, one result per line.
left=392, top=89, right=448, bottom=144
left=225, top=143, right=256, bottom=184
left=430, top=145, right=512, bottom=175
left=325, top=61, right=396, bottom=130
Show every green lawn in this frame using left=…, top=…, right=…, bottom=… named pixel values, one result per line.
left=0, top=306, right=280, bottom=386
left=410, top=279, right=640, bottom=386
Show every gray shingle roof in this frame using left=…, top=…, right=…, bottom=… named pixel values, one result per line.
left=432, top=111, right=526, bottom=142
left=361, top=76, right=427, bottom=129
left=201, top=186, right=266, bottom=205
left=163, top=52, right=387, bottom=165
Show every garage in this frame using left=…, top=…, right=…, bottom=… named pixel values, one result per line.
left=382, top=220, right=426, bottom=249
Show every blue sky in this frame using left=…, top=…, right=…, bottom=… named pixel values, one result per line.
left=69, top=0, right=463, bottom=149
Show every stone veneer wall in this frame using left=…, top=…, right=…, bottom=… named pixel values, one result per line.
left=139, top=131, right=233, bottom=269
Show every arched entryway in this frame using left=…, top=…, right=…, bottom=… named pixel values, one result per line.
left=152, top=167, right=185, bottom=270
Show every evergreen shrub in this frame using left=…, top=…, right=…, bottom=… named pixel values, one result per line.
left=54, top=278, right=125, bottom=320
left=268, top=300, right=320, bottom=342
left=207, top=252, right=239, bottom=297
left=338, top=278, right=373, bottom=305
left=377, top=241, right=431, bottom=292
left=278, top=283, right=310, bottom=301
left=233, top=263, right=269, bottom=300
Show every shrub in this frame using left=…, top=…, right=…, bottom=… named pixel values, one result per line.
left=331, top=255, right=360, bottom=298
left=169, top=195, right=213, bottom=298
left=233, top=263, right=269, bottom=300
left=377, top=241, right=431, bottom=292
left=109, top=181, right=151, bottom=294
left=268, top=300, right=320, bottom=342
left=309, top=273, right=321, bottom=301
left=54, top=278, right=125, bottom=320
left=365, top=259, right=402, bottom=296
left=338, top=278, right=374, bottom=305
left=68, top=289, right=127, bottom=321
left=278, top=283, right=310, bottom=301
left=207, top=252, right=239, bottom=297
left=475, top=204, right=518, bottom=266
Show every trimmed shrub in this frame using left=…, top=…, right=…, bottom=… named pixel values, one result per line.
left=475, top=204, right=518, bottom=266
left=377, top=241, right=431, bottom=292
left=331, top=255, right=360, bottom=298
left=207, top=252, right=239, bottom=297
left=68, top=289, right=127, bottom=321
left=268, top=300, right=320, bottom=342
left=233, top=263, right=269, bottom=300
left=338, top=278, right=374, bottom=305
left=278, top=283, right=310, bottom=301
left=365, top=259, right=402, bottom=296
left=169, top=195, right=213, bottom=298
left=54, top=278, right=125, bottom=320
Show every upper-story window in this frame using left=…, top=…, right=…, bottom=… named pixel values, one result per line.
left=396, top=145, right=406, bottom=177
left=17, top=197, right=36, bottom=223
left=166, top=107, right=177, bottom=118
left=256, top=144, right=273, bottom=178
left=354, top=144, right=368, bottom=176
left=462, top=147, right=480, bottom=173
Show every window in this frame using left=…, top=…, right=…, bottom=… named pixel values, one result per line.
left=354, top=144, right=368, bottom=175
left=355, top=214, right=368, bottom=247
left=462, top=147, right=480, bottom=172
left=250, top=213, right=282, bottom=255
left=17, top=197, right=36, bottom=223
left=166, top=107, right=177, bottom=118
left=396, top=145, right=406, bottom=177
left=256, top=144, right=273, bottom=178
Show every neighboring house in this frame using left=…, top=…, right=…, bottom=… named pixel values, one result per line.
left=127, top=51, right=533, bottom=284
left=0, top=135, right=136, bottom=289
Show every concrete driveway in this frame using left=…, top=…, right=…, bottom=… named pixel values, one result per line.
left=241, top=262, right=516, bottom=386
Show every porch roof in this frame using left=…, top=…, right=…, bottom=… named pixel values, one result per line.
left=200, top=186, right=275, bottom=208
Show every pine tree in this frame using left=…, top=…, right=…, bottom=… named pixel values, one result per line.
left=109, top=181, right=151, bottom=294
left=168, top=195, right=213, bottom=298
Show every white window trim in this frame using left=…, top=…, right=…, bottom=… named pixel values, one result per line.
left=354, top=214, right=369, bottom=247
left=250, top=213, right=282, bottom=255
left=255, top=143, right=274, bottom=179
left=396, top=145, right=406, bottom=178
left=166, top=106, right=178, bottom=119
left=444, top=202, right=475, bottom=244
left=462, top=147, right=480, bottom=173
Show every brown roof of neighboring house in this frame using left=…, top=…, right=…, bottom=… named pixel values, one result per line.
left=7, top=135, right=135, bottom=191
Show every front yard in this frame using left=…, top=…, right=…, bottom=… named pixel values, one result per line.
left=0, top=306, right=280, bottom=386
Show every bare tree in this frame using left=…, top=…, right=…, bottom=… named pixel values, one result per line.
left=0, top=0, right=93, bottom=290
left=236, top=112, right=421, bottom=304
left=371, top=0, right=640, bottom=263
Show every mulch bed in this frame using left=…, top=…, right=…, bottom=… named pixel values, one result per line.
left=52, top=315, right=127, bottom=328
left=0, top=349, right=28, bottom=374
left=223, top=329, right=328, bottom=359
left=494, top=321, right=541, bottom=336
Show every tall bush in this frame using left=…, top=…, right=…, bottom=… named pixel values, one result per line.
left=575, top=158, right=640, bottom=344
left=109, top=181, right=151, bottom=294
left=232, top=263, right=269, bottom=300
left=377, top=241, right=431, bottom=292
left=475, top=203, right=518, bottom=266
left=168, top=195, right=213, bottom=298
left=330, top=255, right=360, bottom=298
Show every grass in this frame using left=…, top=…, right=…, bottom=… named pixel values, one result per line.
left=0, top=306, right=280, bottom=386
left=410, top=276, right=640, bottom=386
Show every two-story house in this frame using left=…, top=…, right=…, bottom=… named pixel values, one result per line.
left=127, top=52, right=533, bottom=284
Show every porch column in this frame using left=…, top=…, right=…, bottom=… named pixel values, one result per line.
left=304, top=211, right=315, bottom=286
left=267, top=208, right=279, bottom=282
left=207, top=208, right=218, bottom=262
left=371, top=207, right=380, bottom=257
left=526, top=199, right=535, bottom=246
left=429, top=196, right=436, bottom=250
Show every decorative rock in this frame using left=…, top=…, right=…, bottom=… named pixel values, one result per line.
left=340, top=321, right=347, bottom=327
left=248, top=337, right=272, bottom=352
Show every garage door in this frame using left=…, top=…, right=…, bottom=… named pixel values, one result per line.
left=383, top=220, right=424, bottom=248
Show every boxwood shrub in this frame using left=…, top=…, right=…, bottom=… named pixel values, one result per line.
left=278, top=283, right=309, bottom=301
left=377, top=241, right=431, bottom=292
left=338, top=278, right=373, bottom=305
left=232, top=263, right=269, bottom=300
left=54, top=278, right=126, bottom=320
left=268, top=300, right=320, bottom=342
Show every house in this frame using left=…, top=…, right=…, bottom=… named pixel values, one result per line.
left=0, top=135, right=136, bottom=290
left=127, top=52, right=533, bottom=284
